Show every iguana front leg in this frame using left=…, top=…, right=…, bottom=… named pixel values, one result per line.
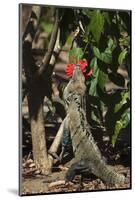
left=59, top=115, right=73, bottom=162
left=65, top=160, right=91, bottom=182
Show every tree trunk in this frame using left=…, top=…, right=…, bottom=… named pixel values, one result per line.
left=28, top=86, right=51, bottom=174
left=22, top=6, right=61, bottom=174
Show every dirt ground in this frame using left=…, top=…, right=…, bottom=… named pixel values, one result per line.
left=21, top=163, right=131, bottom=195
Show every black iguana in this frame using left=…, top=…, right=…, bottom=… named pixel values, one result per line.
left=63, top=64, right=125, bottom=185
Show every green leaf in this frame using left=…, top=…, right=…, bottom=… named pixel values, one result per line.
left=101, top=52, right=112, bottom=64
left=103, top=12, right=111, bottom=25
left=93, top=47, right=100, bottom=59
left=114, top=91, right=130, bottom=113
left=91, top=57, right=98, bottom=75
left=118, top=49, right=128, bottom=65
left=89, top=77, right=98, bottom=96
left=93, top=46, right=112, bottom=64
left=93, top=38, right=116, bottom=64
left=40, top=22, right=53, bottom=33
left=112, top=108, right=130, bottom=147
left=68, top=47, right=84, bottom=63
left=91, top=111, right=100, bottom=123
left=98, top=70, right=108, bottom=90
left=82, top=9, right=93, bottom=19
left=112, top=46, right=122, bottom=68
left=89, top=10, right=105, bottom=43
left=107, top=38, right=116, bottom=51
left=112, top=121, right=123, bottom=147
left=66, top=35, right=73, bottom=45
left=89, top=57, right=99, bottom=96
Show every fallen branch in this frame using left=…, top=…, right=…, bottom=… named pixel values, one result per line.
left=49, top=118, right=65, bottom=152
left=48, top=180, right=66, bottom=188
left=48, top=118, right=66, bottom=167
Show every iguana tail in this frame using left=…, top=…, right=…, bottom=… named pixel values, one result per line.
left=91, top=160, right=125, bottom=184
left=65, top=159, right=125, bottom=185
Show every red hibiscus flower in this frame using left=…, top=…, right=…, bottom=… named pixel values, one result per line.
left=78, top=60, right=88, bottom=73
left=65, top=63, right=76, bottom=77
left=65, top=60, right=93, bottom=79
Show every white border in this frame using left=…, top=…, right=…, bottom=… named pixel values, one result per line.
left=0, top=0, right=134, bottom=199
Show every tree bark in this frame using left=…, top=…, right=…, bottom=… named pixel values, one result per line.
left=28, top=88, right=50, bottom=174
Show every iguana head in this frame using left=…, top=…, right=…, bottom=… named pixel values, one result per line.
left=71, top=64, right=86, bottom=94
left=72, top=64, right=85, bottom=83
left=64, top=64, right=86, bottom=100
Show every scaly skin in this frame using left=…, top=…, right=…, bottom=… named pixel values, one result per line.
left=63, top=65, right=125, bottom=185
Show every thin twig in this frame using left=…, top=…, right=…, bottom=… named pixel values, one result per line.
left=22, top=18, right=61, bottom=100
left=22, top=5, right=41, bottom=82
left=38, top=9, right=60, bottom=76
left=23, top=6, right=41, bottom=43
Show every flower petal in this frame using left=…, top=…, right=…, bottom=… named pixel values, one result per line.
left=65, top=63, right=76, bottom=77
left=85, top=68, right=93, bottom=77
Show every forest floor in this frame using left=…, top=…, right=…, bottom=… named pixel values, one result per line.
left=22, top=164, right=130, bottom=195
left=21, top=109, right=131, bottom=195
